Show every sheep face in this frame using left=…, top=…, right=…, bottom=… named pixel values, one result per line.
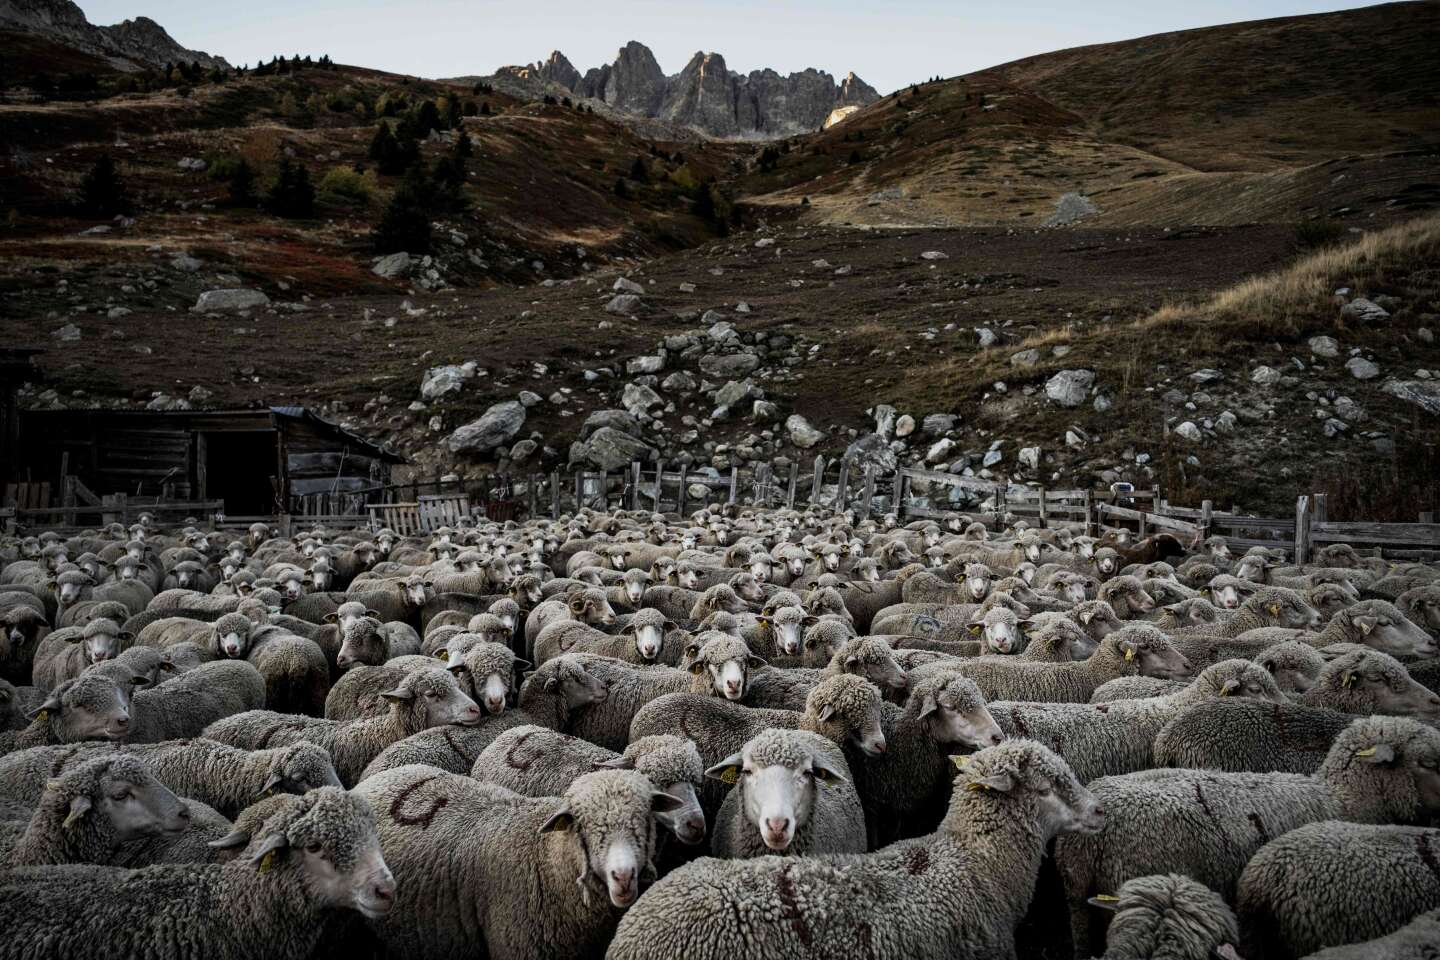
left=1331, top=655, right=1440, bottom=721
left=950, top=742, right=1105, bottom=840
left=1092, top=548, right=1122, bottom=578
left=690, top=638, right=764, bottom=701
left=403, top=577, right=432, bottom=608
left=568, top=590, right=618, bottom=627
left=264, top=789, right=396, bottom=919
left=4, top=607, right=47, bottom=652
left=1346, top=602, right=1437, bottom=658
left=212, top=614, right=254, bottom=659
left=749, top=556, right=775, bottom=583
left=35, top=674, right=132, bottom=740
left=539, top=771, right=679, bottom=909
left=710, top=735, right=848, bottom=851
left=76, top=620, right=127, bottom=664
left=838, top=641, right=909, bottom=694
left=963, top=564, right=994, bottom=602
left=1260, top=592, right=1323, bottom=630
left=56, top=574, right=90, bottom=606
left=970, top=609, right=1023, bottom=655
left=336, top=619, right=387, bottom=670
left=918, top=677, right=1004, bottom=749
left=380, top=670, right=481, bottom=728
left=1113, top=628, right=1192, bottom=680
left=1256, top=646, right=1322, bottom=695
left=620, top=570, right=651, bottom=606
left=542, top=659, right=609, bottom=710
left=1233, top=555, right=1269, bottom=583
left=1101, top=578, right=1157, bottom=618
left=1162, top=598, right=1218, bottom=628
left=764, top=609, right=809, bottom=657
left=79, top=757, right=191, bottom=840
left=275, top=569, right=306, bottom=600
left=623, top=616, right=674, bottom=663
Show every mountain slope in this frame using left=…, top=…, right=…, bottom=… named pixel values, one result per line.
left=0, top=0, right=229, bottom=71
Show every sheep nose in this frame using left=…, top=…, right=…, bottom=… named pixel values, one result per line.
left=765, top=817, right=790, bottom=837
left=990, top=732, right=1004, bottom=744
left=336, top=654, right=352, bottom=668
left=178, top=805, right=192, bottom=821
left=610, top=866, right=635, bottom=885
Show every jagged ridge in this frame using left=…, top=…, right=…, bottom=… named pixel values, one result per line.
left=0, top=0, right=229, bottom=71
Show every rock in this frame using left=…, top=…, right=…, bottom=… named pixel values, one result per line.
left=605, top=294, right=642, bottom=315
left=707, top=320, right=737, bottom=342
left=662, top=371, right=697, bottom=392
left=1174, top=421, right=1203, bottom=442
left=714, top=380, right=756, bottom=409
left=752, top=400, right=779, bottom=422
left=919, top=250, right=948, bottom=261
left=699, top=353, right=760, bottom=378
left=1309, top=335, right=1340, bottom=358
left=786, top=415, right=825, bottom=449
left=687, top=483, right=709, bottom=499
left=518, top=390, right=543, bottom=407
left=975, top=328, right=997, bottom=348
left=1093, top=394, right=1113, bottom=413
left=170, top=255, right=203, bottom=272
left=982, top=450, right=1003, bottom=468
left=895, top=414, right=916, bottom=438
left=1323, top=418, right=1349, bottom=438
left=1065, top=430, right=1085, bottom=447
left=1010, top=349, right=1040, bottom=368
left=51, top=323, right=81, bottom=341
left=1340, top=298, right=1389, bottom=323
left=1018, top=446, right=1041, bottom=471
left=626, top=355, right=665, bottom=374
left=926, top=438, right=955, bottom=464
left=678, top=282, right=696, bottom=293
left=1043, top=192, right=1098, bottom=227
left=872, top=404, right=897, bottom=438
left=923, top=413, right=956, bottom=436
left=1383, top=380, right=1440, bottom=416
left=621, top=382, right=663, bottom=416
left=581, top=427, right=655, bottom=470
left=195, top=289, right=269, bottom=311
left=420, top=364, right=473, bottom=400
left=447, top=401, right=526, bottom=453
left=754, top=238, right=776, bottom=248
left=1190, top=369, right=1224, bottom=384
left=176, top=157, right=207, bottom=172
left=510, top=439, right=538, bottom=462
left=1045, top=369, right=1095, bottom=407
left=613, top=277, right=645, bottom=295
left=145, top=394, right=191, bottom=411
left=1215, top=411, right=1238, bottom=434
left=372, top=252, right=413, bottom=279
left=1333, top=396, right=1366, bottom=422
left=187, top=385, right=212, bottom=402
left=581, top=409, right=639, bottom=439
left=844, top=434, right=898, bottom=473
left=79, top=225, right=111, bottom=235
left=1345, top=357, right=1380, bottom=380
left=1251, top=366, right=1282, bottom=386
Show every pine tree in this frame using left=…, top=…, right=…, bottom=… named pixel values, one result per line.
left=226, top=159, right=256, bottom=205
left=372, top=161, right=434, bottom=253
left=454, top=131, right=473, bottom=159
left=267, top=158, right=315, bottom=217
left=629, top=157, right=648, bottom=183
left=78, top=154, right=129, bottom=217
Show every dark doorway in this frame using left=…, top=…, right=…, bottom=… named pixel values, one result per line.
left=202, top=431, right=277, bottom=516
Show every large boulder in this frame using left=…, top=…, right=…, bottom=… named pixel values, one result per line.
left=699, top=353, right=760, bottom=379
left=580, top=427, right=656, bottom=471
left=786, top=415, right=825, bottom=449
left=372, top=252, right=413, bottom=279
left=581, top=409, right=639, bottom=439
left=843, top=434, right=897, bottom=473
left=621, top=383, right=663, bottom=416
left=420, top=364, right=475, bottom=400
left=605, top=294, right=642, bottom=315
left=1045, top=370, right=1095, bottom=407
left=1384, top=380, right=1440, bottom=416
left=447, top=401, right=526, bottom=454
left=195, top=289, right=269, bottom=311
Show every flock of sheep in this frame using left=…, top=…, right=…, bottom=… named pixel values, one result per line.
left=0, top=506, right=1438, bottom=959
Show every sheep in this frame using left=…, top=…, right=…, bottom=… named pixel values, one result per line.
left=0, top=739, right=341, bottom=818
left=1157, top=596, right=1222, bottom=630
left=1300, top=647, right=1440, bottom=720
left=534, top=608, right=681, bottom=665
left=203, top=667, right=481, bottom=785
left=334, top=616, right=422, bottom=669
left=357, top=653, right=609, bottom=780
left=0, top=786, right=395, bottom=959
left=1086, top=874, right=1240, bottom=960
left=741, top=605, right=812, bottom=661
left=1153, top=697, right=1357, bottom=774
left=241, top=624, right=330, bottom=717
left=1016, top=615, right=1099, bottom=662
left=1396, top=583, right=1440, bottom=634
left=605, top=739, right=1105, bottom=960
left=1301, top=908, right=1440, bottom=959
left=1236, top=821, right=1440, bottom=959
left=1232, top=599, right=1436, bottom=659
left=1, top=755, right=190, bottom=866
left=744, top=636, right=910, bottom=710
left=629, top=674, right=887, bottom=818
left=0, top=672, right=133, bottom=753
left=471, top=728, right=706, bottom=846
left=126, top=660, right=268, bottom=743
left=993, top=660, right=1288, bottom=784
left=1, top=599, right=50, bottom=683
left=1097, top=575, right=1158, bottom=619
left=911, top=625, right=1191, bottom=704
left=523, top=586, right=617, bottom=659
left=707, top=728, right=865, bottom=858
left=1253, top=639, right=1327, bottom=693
left=1089, top=676, right=1186, bottom=703
left=32, top=618, right=132, bottom=692
left=354, top=766, right=681, bottom=960
left=563, top=636, right=765, bottom=751
left=1056, top=715, right=1440, bottom=956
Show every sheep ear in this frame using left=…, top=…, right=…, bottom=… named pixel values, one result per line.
left=1212, top=946, right=1243, bottom=960
left=258, top=774, right=285, bottom=797
left=28, top=695, right=62, bottom=720
left=207, top=828, right=252, bottom=851
left=1087, top=894, right=1120, bottom=913
left=511, top=657, right=532, bottom=671
left=249, top=831, right=289, bottom=869
left=916, top=694, right=940, bottom=722
left=591, top=756, right=634, bottom=771
left=747, top=655, right=767, bottom=670
left=1219, top=678, right=1240, bottom=696
left=1119, top=639, right=1137, bottom=662
left=802, top=616, right=819, bottom=627
left=704, top=754, right=744, bottom=785
left=537, top=808, right=574, bottom=834
left=543, top=677, right=559, bottom=692
left=650, top=792, right=686, bottom=813
left=1267, top=603, right=1281, bottom=617
left=1354, top=744, right=1396, bottom=764
left=966, top=772, right=1016, bottom=793
left=663, top=620, right=679, bottom=633
left=687, top=660, right=705, bottom=675
left=378, top=686, right=414, bottom=703
left=816, top=704, right=836, bottom=723
left=809, top=756, right=848, bottom=785
left=63, top=795, right=92, bottom=829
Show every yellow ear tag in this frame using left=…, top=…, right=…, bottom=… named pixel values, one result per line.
left=258, top=850, right=277, bottom=872
left=1341, top=671, right=1355, bottom=689
left=950, top=755, right=969, bottom=770
left=1354, top=746, right=1377, bottom=757
left=965, top=781, right=990, bottom=792
left=719, top=767, right=739, bottom=785
left=437, top=650, right=449, bottom=661
left=1268, top=604, right=1281, bottom=617
left=969, top=625, right=981, bottom=635
left=1124, top=647, right=1134, bottom=662
left=1094, top=894, right=1120, bottom=903
left=35, top=709, right=48, bottom=722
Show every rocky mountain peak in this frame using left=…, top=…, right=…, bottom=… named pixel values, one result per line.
left=0, top=0, right=229, bottom=71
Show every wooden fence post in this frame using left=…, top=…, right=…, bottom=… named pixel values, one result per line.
left=861, top=466, right=876, bottom=518
left=550, top=470, right=561, bottom=519
left=1294, top=495, right=1312, bottom=565
left=728, top=466, right=739, bottom=505
left=652, top=461, right=665, bottom=513
left=835, top=459, right=851, bottom=511
left=896, top=471, right=910, bottom=520
left=811, top=456, right=825, bottom=505
left=786, top=462, right=799, bottom=510
left=676, top=464, right=688, bottom=517
left=1312, top=493, right=1328, bottom=527
left=630, top=462, right=642, bottom=511
left=1199, top=499, right=1213, bottom=541
left=1084, top=490, right=1096, bottom=537
left=992, top=482, right=1005, bottom=532
left=1038, top=488, right=1049, bottom=529
left=573, top=473, right=584, bottom=512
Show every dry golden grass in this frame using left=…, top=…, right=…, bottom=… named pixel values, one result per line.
left=1137, top=211, right=1440, bottom=339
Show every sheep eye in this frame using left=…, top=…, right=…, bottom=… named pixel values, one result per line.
left=305, top=842, right=323, bottom=854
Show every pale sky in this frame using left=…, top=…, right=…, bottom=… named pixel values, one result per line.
left=79, top=0, right=1392, bottom=93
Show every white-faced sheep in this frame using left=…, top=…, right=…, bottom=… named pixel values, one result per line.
left=533, top=608, right=680, bottom=665
left=354, top=766, right=681, bottom=960
left=0, top=786, right=395, bottom=960
left=471, top=727, right=706, bottom=846
left=1299, top=647, right=1440, bottom=720
left=707, top=728, right=865, bottom=858
left=203, top=667, right=481, bottom=785
left=605, top=740, right=1104, bottom=960
left=1236, top=821, right=1440, bottom=959
left=1056, top=715, right=1440, bottom=956
left=31, top=618, right=132, bottom=692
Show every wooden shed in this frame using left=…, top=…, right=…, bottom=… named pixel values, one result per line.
left=13, top=406, right=406, bottom=516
